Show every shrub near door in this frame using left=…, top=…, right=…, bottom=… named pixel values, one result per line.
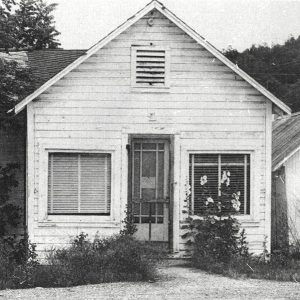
left=184, top=171, right=250, bottom=272
left=35, top=233, right=164, bottom=287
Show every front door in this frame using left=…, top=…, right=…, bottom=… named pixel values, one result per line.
left=130, top=139, right=169, bottom=242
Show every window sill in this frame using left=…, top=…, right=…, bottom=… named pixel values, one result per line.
left=131, top=86, right=170, bottom=94
left=38, top=220, right=120, bottom=228
left=187, top=214, right=260, bottom=226
left=236, top=215, right=260, bottom=226
left=39, top=214, right=115, bottom=225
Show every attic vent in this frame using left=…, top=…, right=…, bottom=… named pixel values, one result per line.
left=131, top=46, right=170, bottom=88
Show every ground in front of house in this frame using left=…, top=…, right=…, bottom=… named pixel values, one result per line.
left=1, top=261, right=299, bottom=299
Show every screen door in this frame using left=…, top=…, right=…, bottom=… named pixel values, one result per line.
left=131, top=139, right=169, bottom=242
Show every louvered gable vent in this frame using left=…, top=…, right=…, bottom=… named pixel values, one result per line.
left=131, top=46, right=169, bottom=88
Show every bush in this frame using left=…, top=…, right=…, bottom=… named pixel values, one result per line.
left=34, top=233, right=164, bottom=287
left=290, top=240, right=300, bottom=260
left=184, top=171, right=249, bottom=270
left=0, top=163, right=21, bottom=237
left=185, top=172, right=300, bottom=281
left=0, top=235, right=39, bottom=289
left=0, top=206, right=164, bottom=289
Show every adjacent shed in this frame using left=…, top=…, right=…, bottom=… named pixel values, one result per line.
left=272, top=113, right=300, bottom=248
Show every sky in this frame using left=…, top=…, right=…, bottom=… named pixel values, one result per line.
left=48, top=0, right=300, bottom=52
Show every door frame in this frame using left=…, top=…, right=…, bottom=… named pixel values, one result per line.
left=127, top=134, right=174, bottom=249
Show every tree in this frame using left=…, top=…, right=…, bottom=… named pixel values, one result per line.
left=0, top=58, right=33, bottom=129
left=0, top=163, right=20, bottom=237
left=0, top=0, right=60, bottom=51
left=0, top=0, right=60, bottom=238
left=0, top=0, right=60, bottom=127
left=0, top=0, right=18, bottom=50
left=223, top=36, right=300, bottom=112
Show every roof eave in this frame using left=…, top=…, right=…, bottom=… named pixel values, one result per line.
left=154, top=2, right=291, bottom=115
left=13, top=1, right=158, bottom=114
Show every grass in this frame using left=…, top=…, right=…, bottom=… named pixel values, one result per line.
left=191, top=254, right=300, bottom=282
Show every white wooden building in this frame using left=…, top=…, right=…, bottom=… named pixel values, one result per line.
left=12, top=0, right=290, bottom=257
left=272, top=113, right=300, bottom=248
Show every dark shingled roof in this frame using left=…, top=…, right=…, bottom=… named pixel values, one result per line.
left=0, top=49, right=86, bottom=106
left=0, top=49, right=86, bottom=89
left=27, top=49, right=86, bottom=89
left=273, top=113, right=300, bottom=170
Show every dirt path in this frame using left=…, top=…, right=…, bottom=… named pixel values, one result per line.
left=1, top=261, right=299, bottom=299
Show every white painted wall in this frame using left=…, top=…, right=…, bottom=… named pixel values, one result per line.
left=28, top=9, right=271, bottom=257
left=283, top=151, right=300, bottom=244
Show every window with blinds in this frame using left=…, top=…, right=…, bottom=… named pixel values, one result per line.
left=189, top=154, right=250, bottom=215
left=48, top=153, right=111, bottom=215
left=131, top=46, right=169, bottom=88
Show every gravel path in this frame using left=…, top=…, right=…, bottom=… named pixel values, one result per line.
left=1, top=261, right=299, bottom=299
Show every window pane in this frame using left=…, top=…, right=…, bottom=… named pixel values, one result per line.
left=141, top=151, right=156, bottom=200
left=247, top=162, right=251, bottom=214
left=142, top=151, right=156, bottom=177
left=48, top=153, right=78, bottom=214
left=141, top=188, right=156, bottom=200
left=221, top=154, right=250, bottom=214
left=133, top=150, right=140, bottom=199
left=48, top=153, right=111, bottom=215
left=191, top=154, right=219, bottom=215
left=142, top=143, right=156, bottom=150
left=194, top=154, right=218, bottom=165
left=134, top=143, right=141, bottom=150
left=190, top=153, right=250, bottom=215
left=193, top=163, right=218, bottom=214
left=157, top=151, right=164, bottom=198
left=80, top=154, right=111, bottom=213
left=222, top=165, right=245, bottom=212
left=221, top=154, right=244, bottom=165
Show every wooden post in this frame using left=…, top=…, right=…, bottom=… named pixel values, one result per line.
left=149, top=202, right=152, bottom=241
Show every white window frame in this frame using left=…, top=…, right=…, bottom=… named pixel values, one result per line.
left=131, top=45, right=170, bottom=91
left=181, top=145, right=261, bottom=223
left=47, top=152, right=112, bottom=216
left=38, top=142, right=120, bottom=224
left=189, top=153, right=251, bottom=215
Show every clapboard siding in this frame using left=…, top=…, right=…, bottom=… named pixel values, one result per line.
left=29, top=9, right=271, bottom=257
left=35, top=100, right=266, bottom=110
left=38, top=93, right=265, bottom=102
left=58, top=78, right=250, bottom=87
left=34, top=121, right=264, bottom=132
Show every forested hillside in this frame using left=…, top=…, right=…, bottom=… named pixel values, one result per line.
left=224, top=36, right=300, bottom=112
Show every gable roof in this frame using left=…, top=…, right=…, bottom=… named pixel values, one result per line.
left=273, top=113, right=300, bottom=171
left=1, top=49, right=86, bottom=102
left=27, top=49, right=86, bottom=90
left=12, top=0, right=291, bottom=115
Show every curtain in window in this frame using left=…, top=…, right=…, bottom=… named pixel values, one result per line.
left=48, top=153, right=111, bottom=214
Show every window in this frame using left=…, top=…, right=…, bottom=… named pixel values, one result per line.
left=131, top=46, right=170, bottom=88
left=189, top=154, right=250, bottom=215
left=48, top=153, right=111, bottom=215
